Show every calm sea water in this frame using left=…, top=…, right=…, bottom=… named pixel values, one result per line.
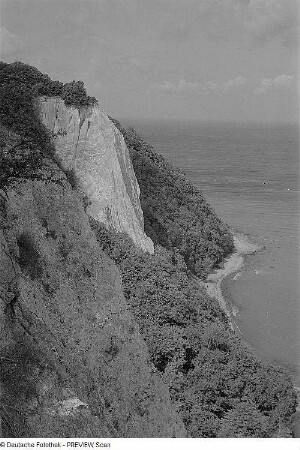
left=122, top=118, right=300, bottom=386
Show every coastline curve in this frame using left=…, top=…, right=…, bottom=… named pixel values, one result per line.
left=202, top=232, right=261, bottom=330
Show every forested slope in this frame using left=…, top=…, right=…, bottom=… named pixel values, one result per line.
left=110, top=120, right=234, bottom=279
left=91, top=221, right=297, bottom=437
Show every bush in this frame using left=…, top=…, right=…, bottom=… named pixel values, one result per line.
left=61, top=81, right=87, bottom=107
left=61, top=81, right=98, bottom=108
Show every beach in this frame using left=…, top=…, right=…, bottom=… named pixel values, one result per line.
left=202, top=233, right=260, bottom=329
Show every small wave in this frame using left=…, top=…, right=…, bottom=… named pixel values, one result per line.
left=235, top=323, right=243, bottom=336
left=232, top=305, right=239, bottom=317
left=233, top=272, right=242, bottom=281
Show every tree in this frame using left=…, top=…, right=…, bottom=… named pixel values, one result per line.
left=61, top=80, right=98, bottom=108
left=61, top=81, right=87, bottom=107
left=218, top=402, right=269, bottom=437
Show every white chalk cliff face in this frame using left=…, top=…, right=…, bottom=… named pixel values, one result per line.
left=38, top=97, right=154, bottom=253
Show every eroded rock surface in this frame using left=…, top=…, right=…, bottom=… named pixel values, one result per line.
left=38, top=97, right=154, bottom=253
left=0, top=165, right=185, bottom=437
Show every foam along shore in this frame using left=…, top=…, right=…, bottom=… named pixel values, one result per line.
left=203, top=233, right=260, bottom=330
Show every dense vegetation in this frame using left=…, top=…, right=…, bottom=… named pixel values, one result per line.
left=0, top=61, right=97, bottom=108
left=91, top=220, right=297, bottom=437
left=0, top=62, right=97, bottom=189
left=110, top=120, right=234, bottom=279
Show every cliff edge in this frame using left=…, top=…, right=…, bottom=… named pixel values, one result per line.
left=38, top=97, right=154, bottom=253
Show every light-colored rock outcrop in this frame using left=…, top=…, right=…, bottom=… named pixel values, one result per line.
left=38, top=97, right=154, bottom=253
left=0, top=165, right=185, bottom=437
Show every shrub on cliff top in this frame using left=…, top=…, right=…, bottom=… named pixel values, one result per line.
left=0, top=61, right=63, bottom=97
left=61, top=80, right=98, bottom=108
left=0, top=62, right=97, bottom=108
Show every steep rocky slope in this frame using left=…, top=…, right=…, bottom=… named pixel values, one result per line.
left=0, top=158, right=185, bottom=437
left=38, top=97, right=153, bottom=253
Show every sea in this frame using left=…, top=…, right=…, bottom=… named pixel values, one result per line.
left=122, top=118, right=300, bottom=396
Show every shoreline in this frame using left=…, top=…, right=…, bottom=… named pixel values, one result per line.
left=202, top=232, right=261, bottom=330
left=202, top=232, right=300, bottom=436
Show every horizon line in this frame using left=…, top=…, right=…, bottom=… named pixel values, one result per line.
left=116, top=116, right=299, bottom=126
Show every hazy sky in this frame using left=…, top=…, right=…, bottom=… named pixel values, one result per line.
left=0, top=0, right=298, bottom=122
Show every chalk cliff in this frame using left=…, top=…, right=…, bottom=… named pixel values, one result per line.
left=0, top=159, right=185, bottom=437
left=38, top=97, right=154, bottom=253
